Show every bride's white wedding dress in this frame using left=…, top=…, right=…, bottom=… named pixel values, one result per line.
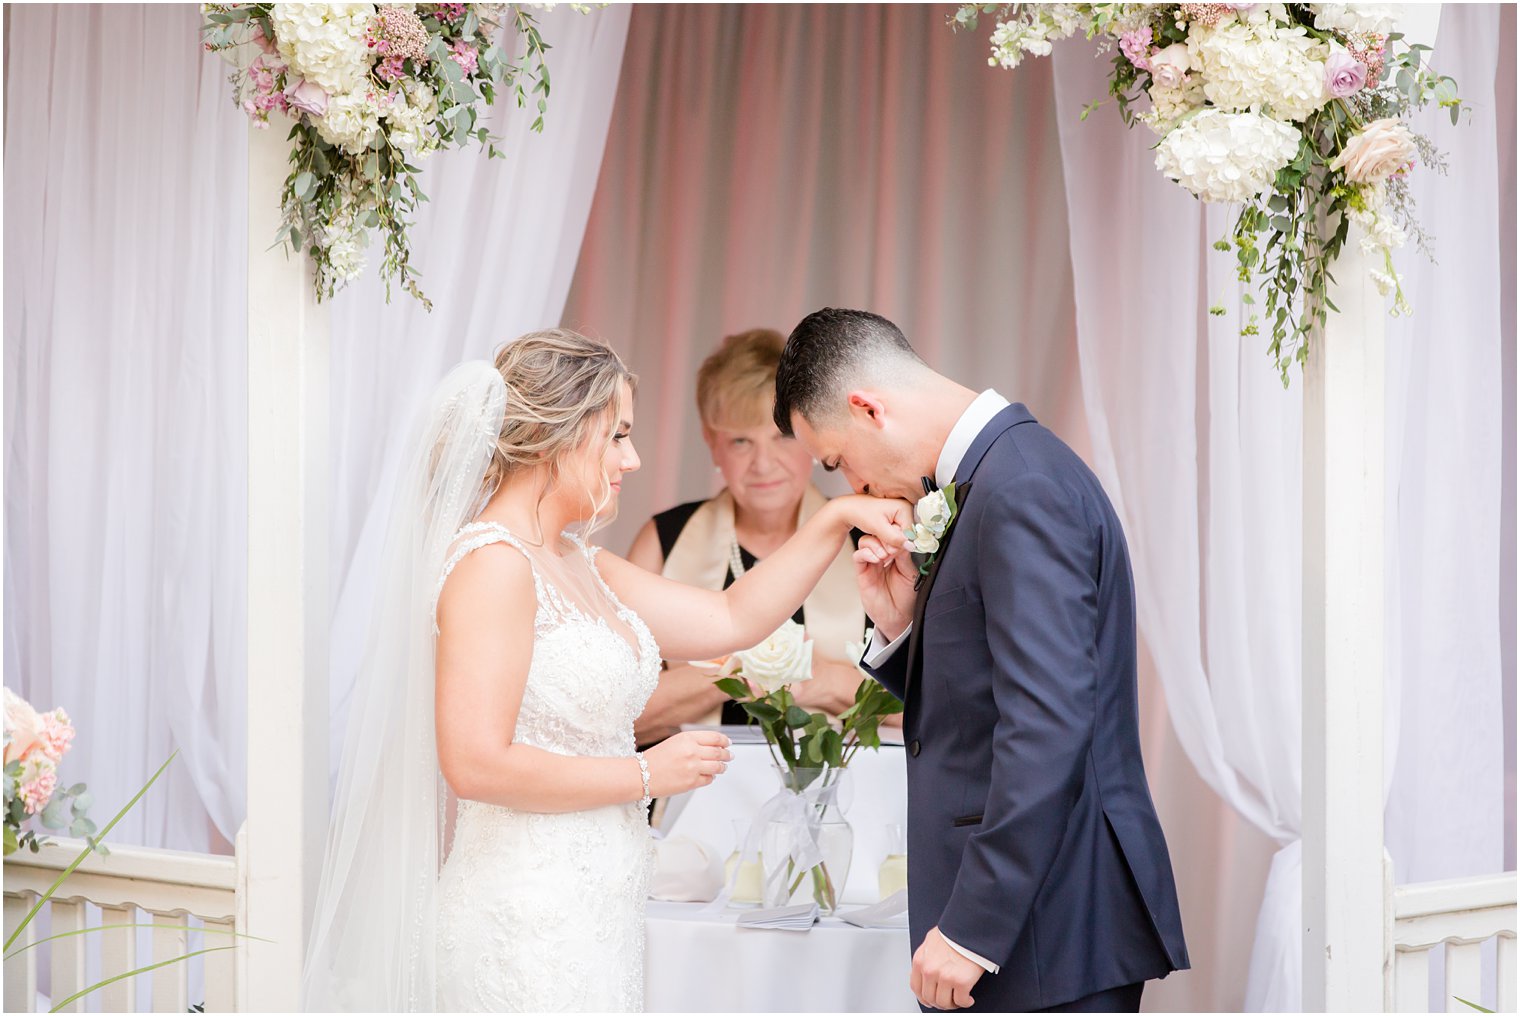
left=433, top=521, right=660, bottom=1012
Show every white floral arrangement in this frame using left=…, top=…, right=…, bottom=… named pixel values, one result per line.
left=955, top=3, right=1465, bottom=384
left=202, top=3, right=602, bottom=309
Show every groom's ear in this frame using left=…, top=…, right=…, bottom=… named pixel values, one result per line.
left=847, top=391, right=888, bottom=428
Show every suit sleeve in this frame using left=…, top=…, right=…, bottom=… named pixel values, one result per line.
left=935, top=474, right=1099, bottom=967
left=860, top=628, right=910, bottom=701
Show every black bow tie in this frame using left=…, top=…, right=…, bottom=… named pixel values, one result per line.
left=921, top=476, right=936, bottom=496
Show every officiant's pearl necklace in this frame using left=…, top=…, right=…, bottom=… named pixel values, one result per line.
left=728, top=538, right=747, bottom=579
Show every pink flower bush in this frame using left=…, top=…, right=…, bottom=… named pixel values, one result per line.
left=367, top=6, right=430, bottom=61
left=5, top=688, right=88, bottom=853
left=38, top=709, right=74, bottom=762
left=1347, top=33, right=1388, bottom=83
left=18, top=758, right=56, bottom=815
left=1119, top=27, right=1153, bottom=71
left=449, top=40, right=479, bottom=77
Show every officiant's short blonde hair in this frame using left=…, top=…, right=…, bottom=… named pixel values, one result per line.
left=696, top=328, right=785, bottom=432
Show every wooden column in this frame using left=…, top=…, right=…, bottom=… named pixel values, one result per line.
left=243, top=114, right=329, bottom=1011
left=1302, top=215, right=1387, bottom=1011
left=1302, top=8, right=1441, bottom=1010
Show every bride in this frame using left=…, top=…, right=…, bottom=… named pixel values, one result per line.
left=301, top=330, right=912, bottom=1012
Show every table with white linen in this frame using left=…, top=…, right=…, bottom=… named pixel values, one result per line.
left=657, top=735, right=908, bottom=905
left=645, top=901, right=918, bottom=1012
left=646, top=736, right=915, bottom=1012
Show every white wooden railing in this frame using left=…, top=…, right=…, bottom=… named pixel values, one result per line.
left=1386, top=867, right=1518, bottom=1013
left=3, top=829, right=246, bottom=1013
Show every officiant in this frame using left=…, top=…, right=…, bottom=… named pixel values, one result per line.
left=628, top=328, right=882, bottom=748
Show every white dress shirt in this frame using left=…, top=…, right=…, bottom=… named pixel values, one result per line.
left=861, top=389, right=1009, bottom=975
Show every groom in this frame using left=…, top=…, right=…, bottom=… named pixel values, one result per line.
left=775, top=309, right=1188, bottom=1012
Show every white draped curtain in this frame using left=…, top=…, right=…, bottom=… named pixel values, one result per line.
left=3, top=3, right=630, bottom=851
left=5, top=4, right=251, bottom=852
left=1053, top=4, right=1513, bottom=1010
left=563, top=3, right=1089, bottom=552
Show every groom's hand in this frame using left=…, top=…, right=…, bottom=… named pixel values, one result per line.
left=853, top=536, right=917, bottom=641
left=911, top=927, right=983, bottom=1010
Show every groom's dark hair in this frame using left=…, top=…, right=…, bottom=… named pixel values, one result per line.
left=773, top=308, right=924, bottom=436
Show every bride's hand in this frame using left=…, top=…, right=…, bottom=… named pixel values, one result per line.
left=830, top=494, right=915, bottom=550
left=642, top=730, right=733, bottom=796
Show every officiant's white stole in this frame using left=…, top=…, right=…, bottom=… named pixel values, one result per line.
left=660, top=484, right=866, bottom=724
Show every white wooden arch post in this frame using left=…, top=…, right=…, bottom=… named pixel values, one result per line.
left=1301, top=8, right=1441, bottom=1011
left=241, top=116, right=330, bottom=1012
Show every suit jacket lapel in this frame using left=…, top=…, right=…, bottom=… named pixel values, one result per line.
left=901, top=403, right=1039, bottom=703
left=904, top=481, right=972, bottom=703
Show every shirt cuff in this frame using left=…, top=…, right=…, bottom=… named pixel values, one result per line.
left=941, top=933, right=1000, bottom=975
left=863, top=625, right=911, bottom=667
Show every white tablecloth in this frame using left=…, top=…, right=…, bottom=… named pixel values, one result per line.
left=644, top=901, right=917, bottom=1012
left=658, top=737, right=908, bottom=906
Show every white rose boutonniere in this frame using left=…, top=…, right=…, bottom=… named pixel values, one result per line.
left=903, top=482, right=959, bottom=574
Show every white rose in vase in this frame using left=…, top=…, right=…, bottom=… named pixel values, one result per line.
left=733, top=619, right=814, bottom=695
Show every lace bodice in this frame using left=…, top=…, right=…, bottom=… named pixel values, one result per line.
left=433, top=521, right=660, bottom=1012
left=436, top=521, right=661, bottom=757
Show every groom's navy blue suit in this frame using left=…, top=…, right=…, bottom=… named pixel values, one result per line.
left=864, top=404, right=1188, bottom=1012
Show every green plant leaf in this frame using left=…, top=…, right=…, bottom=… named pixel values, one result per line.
left=6, top=922, right=269, bottom=960
left=713, top=677, right=749, bottom=700
left=1453, top=998, right=1492, bottom=1013
left=49, top=946, right=237, bottom=1012
left=5, top=752, right=177, bottom=953
left=740, top=700, right=781, bottom=724
left=784, top=705, right=812, bottom=729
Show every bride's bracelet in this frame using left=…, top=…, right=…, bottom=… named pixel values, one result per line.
left=635, top=752, right=652, bottom=811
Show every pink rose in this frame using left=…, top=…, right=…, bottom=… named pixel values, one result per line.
left=1148, top=43, right=1192, bottom=91
left=1331, top=117, right=1418, bottom=183
left=1119, top=27, right=1153, bottom=71
left=285, top=78, right=329, bottom=117
left=4, top=688, right=43, bottom=765
left=1325, top=46, right=1368, bottom=98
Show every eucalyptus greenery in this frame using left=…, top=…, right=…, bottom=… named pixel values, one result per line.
left=202, top=4, right=590, bottom=309
left=3, top=761, right=97, bottom=857
left=956, top=3, right=1466, bottom=386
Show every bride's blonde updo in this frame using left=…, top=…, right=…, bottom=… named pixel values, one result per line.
left=482, top=329, right=637, bottom=505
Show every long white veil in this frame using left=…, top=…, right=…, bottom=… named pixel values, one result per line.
left=302, top=362, right=506, bottom=1011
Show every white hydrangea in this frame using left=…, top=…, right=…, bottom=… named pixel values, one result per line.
left=271, top=3, right=376, bottom=97
left=325, top=228, right=369, bottom=281
left=384, top=81, right=440, bottom=157
left=1187, top=15, right=1331, bottom=122
left=1140, top=78, right=1207, bottom=136
left=315, top=88, right=382, bottom=155
left=1154, top=110, right=1302, bottom=203
left=1310, top=3, right=1403, bottom=35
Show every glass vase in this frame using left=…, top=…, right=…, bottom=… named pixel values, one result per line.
left=760, top=765, right=854, bottom=914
